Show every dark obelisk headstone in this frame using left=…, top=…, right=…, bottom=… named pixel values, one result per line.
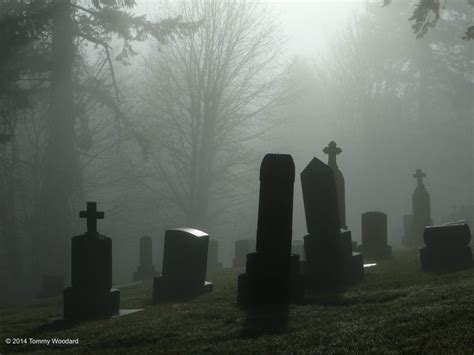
left=133, top=236, right=157, bottom=281
left=63, top=202, right=120, bottom=320
left=207, top=239, right=223, bottom=272
left=360, top=211, right=392, bottom=259
left=412, top=169, right=432, bottom=246
left=153, top=228, right=213, bottom=303
left=233, top=239, right=255, bottom=268
left=301, top=157, right=364, bottom=291
left=323, top=141, right=347, bottom=230
left=237, top=154, right=304, bottom=304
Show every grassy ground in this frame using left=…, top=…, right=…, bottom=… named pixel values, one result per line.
left=1, top=248, right=474, bottom=354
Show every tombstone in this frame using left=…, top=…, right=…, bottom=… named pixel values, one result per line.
left=237, top=154, right=304, bottom=304
left=63, top=202, right=120, bottom=320
left=233, top=239, right=255, bottom=268
left=292, top=240, right=305, bottom=261
left=301, top=157, right=364, bottom=292
left=153, top=228, right=213, bottom=303
left=133, top=236, right=157, bottom=281
left=323, top=141, right=347, bottom=229
left=411, top=169, right=433, bottom=246
left=401, top=214, right=414, bottom=246
left=207, top=239, right=223, bottom=272
left=359, top=211, right=392, bottom=259
left=420, top=222, right=473, bottom=272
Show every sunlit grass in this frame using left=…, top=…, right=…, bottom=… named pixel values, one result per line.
left=1, top=249, right=473, bottom=353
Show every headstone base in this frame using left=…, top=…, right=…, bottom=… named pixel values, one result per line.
left=133, top=265, right=157, bottom=281
left=304, top=231, right=364, bottom=292
left=152, top=276, right=213, bottom=303
left=63, top=287, right=120, bottom=320
left=420, top=246, right=472, bottom=273
left=237, top=253, right=304, bottom=304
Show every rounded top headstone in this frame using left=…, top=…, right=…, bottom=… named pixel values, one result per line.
left=260, top=153, right=295, bottom=183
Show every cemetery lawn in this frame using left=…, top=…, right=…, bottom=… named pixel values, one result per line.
left=1, top=249, right=474, bottom=354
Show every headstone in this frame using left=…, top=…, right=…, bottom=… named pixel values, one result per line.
left=133, top=236, right=157, bottom=281
left=401, top=214, right=414, bottom=246
left=301, top=157, right=364, bottom=291
left=232, top=239, right=255, bottom=268
left=420, top=222, right=473, bottom=272
left=292, top=240, right=305, bottom=261
left=411, top=169, right=432, bottom=246
left=359, top=211, right=392, bottom=259
left=237, top=154, right=304, bottom=304
left=153, top=228, right=213, bottom=303
left=207, top=239, right=223, bottom=272
left=323, top=141, right=347, bottom=229
left=63, top=202, right=120, bottom=320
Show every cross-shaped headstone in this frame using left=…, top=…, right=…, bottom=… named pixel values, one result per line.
left=79, top=202, right=104, bottom=235
left=413, top=169, right=426, bottom=186
left=323, top=141, right=342, bottom=168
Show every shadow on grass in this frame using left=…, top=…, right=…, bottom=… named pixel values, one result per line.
left=240, top=304, right=289, bottom=338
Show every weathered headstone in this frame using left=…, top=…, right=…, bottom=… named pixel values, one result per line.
left=292, top=240, right=305, bottom=261
left=412, top=169, right=432, bottom=246
left=133, top=236, right=157, bottom=281
left=63, top=202, right=120, bottom=320
left=207, top=239, right=223, bottom=272
left=237, top=154, right=304, bottom=304
left=323, top=141, right=347, bottom=229
left=301, top=157, right=364, bottom=291
left=153, top=228, right=213, bottom=303
left=359, top=211, right=392, bottom=259
left=233, top=239, right=255, bottom=268
left=420, top=222, right=473, bottom=272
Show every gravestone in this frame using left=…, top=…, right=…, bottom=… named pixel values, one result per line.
left=292, top=240, right=305, bottom=261
left=412, top=169, right=432, bottom=246
left=63, top=202, right=120, bottom=320
left=153, top=228, right=213, bottom=303
left=401, top=214, right=414, bottom=246
left=237, top=154, right=304, bottom=304
left=207, top=239, right=223, bottom=272
left=420, top=222, right=473, bottom=272
left=232, top=239, right=255, bottom=268
left=323, top=141, right=347, bottom=229
left=301, top=157, right=364, bottom=291
left=359, top=211, right=392, bottom=259
left=133, top=236, right=157, bottom=281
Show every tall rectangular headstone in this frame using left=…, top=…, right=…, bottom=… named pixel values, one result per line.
left=207, top=239, right=223, bottom=272
left=133, top=236, right=157, bottom=281
left=63, top=202, right=120, bottom=320
left=237, top=154, right=304, bottom=304
left=301, top=158, right=364, bottom=291
left=153, top=228, right=213, bottom=303
left=360, top=211, right=392, bottom=259
left=412, top=169, right=432, bottom=246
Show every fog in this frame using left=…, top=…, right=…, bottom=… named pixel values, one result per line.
left=0, top=0, right=472, bottom=304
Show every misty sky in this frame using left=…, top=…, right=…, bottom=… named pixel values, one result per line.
left=135, top=0, right=364, bottom=59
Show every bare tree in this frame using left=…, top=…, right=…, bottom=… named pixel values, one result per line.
left=140, top=0, right=284, bottom=229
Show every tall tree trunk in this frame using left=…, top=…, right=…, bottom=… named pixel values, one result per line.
left=36, top=0, right=80, bottom=284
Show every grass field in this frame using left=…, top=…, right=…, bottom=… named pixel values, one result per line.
left=1, top=248, right=474, bottom=354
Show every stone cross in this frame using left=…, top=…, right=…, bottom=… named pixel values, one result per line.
left=413, top=169, right=426, bottom=186
left=323, top=141, right=342, bottom=168
left=79, top=202, right=104, bottom=235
